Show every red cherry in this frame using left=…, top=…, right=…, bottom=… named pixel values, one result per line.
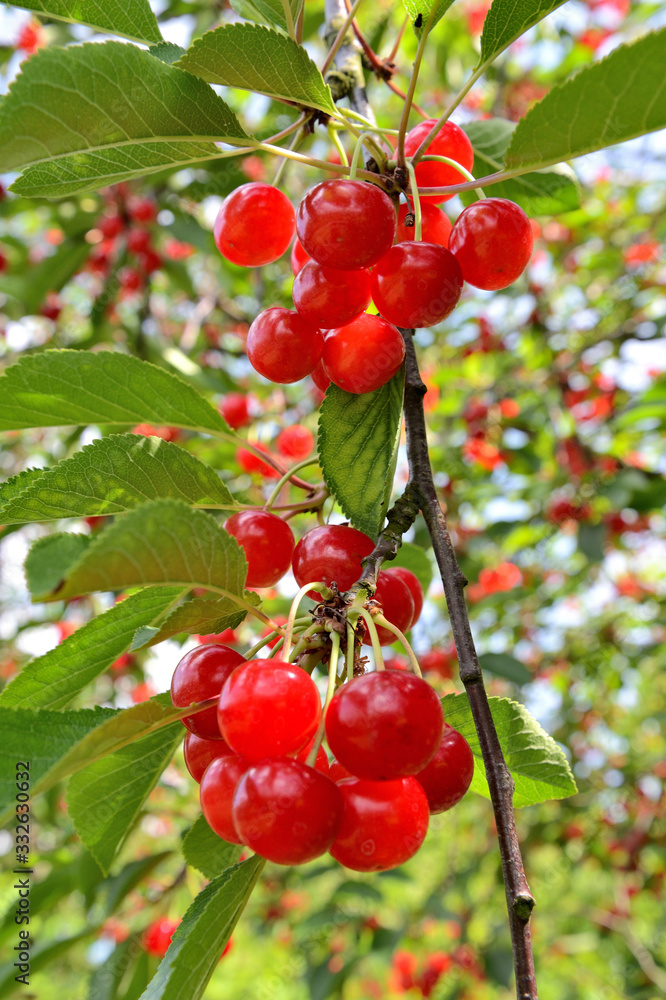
left=395, top=203, right=452, bottom=246
left=99, top=213, right=124, bottom=240
left=418, top=646, right=457, bottom=679
left=127, top=228, right=152, bottom=255
left=128, top=197, right=157, bottom=224
left=373, top=570, right=415, bottom=645
left=200, top=754, right=252, bottom=843
left=277, top=424, right=314, bottom=461
left=329, top=760, right=354, bottom=782
left=404, top=120, right=474, bottom=204
left=293, top=261, right=372, bottom=328
left=325, top=670, right=444, bottom=780
left=139, top=249, right=162, bottom=275
left=183, top=731, right=235, bottom=783
left=449, top=198, right=533, bottom=290
left=225, top=510, right=295, bottom=588
left=292, top=525, right=374, bottom=595
left=329, top=776, right=429, bottom=871
left=232, top=758, right=343, bottom=865
left=214, top=183, right=296, bottom=267
left=383, top=567, right=424, bottom=628
left=370, top=243, right=463, bottom=329
left=118, top=266, right=143, bottom=292
left=311, top=360, right=331, bottom=393
left=296, top=180, right=397, bottom=270
left=247, top=307, right=323, bottom=383
left=323, top=314, right=405, bottom=395
left=235, top=443, right=280, bottom=479
left=415, top=725, right=474, bottom=813
left=171, top=644, right=245, bottom=740
left=220, top=392, right=251, bottom=430
left=296, top=739, right=330, bottom=774
left=218, top=660, right=321, bottom=760
left=144, top=918, right=180, bottom=957
left=290, top=239, right=311, bottom=275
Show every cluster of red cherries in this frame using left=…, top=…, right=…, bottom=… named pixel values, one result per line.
left=172, top=642, right=473, bottom=872
left=213, top=119, right=533, bottom=395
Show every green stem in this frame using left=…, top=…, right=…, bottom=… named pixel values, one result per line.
left=346, top=622, right=355, bottom=681
left=405, top=161, right=423, bottom=242
left=419, top=154, right=486, bottom=198
left=349, top=131, right=382, bottom=179
left=372, top=614, right=422, bottom=676
left=243, top=618, right=310, bottom=660
left=409, top=64, right=484, bottom=167
left=396, top=3, right=437, bottom=169
left=282, top=581, right=328, bottom=660
left=254, top=141, right=378, bottom=182
left=289, top=621, right=324, bottom=661
left=359, top=609, right=384, bottom=670
left=281, top=0, right=296, bottom=39
left=265, top=458, right=321, bottom=509
left=321, top=0, right=367, bottom=74
left=328, top=123, right=350, bottom=167
left=272, top=125, right=306, bottom=187
left=306, top=629, right=341, bottom=767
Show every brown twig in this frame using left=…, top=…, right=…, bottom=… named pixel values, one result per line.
left=400, top=328, right=538, bottom=999
left=324, top=0, right=376, bottom=126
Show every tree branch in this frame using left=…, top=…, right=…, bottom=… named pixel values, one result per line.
left=400, top=328, right=539, bottom=1000
left=324, top=0, right=376, bottom=126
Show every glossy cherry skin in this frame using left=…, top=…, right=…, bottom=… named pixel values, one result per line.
left=171, top=644, right=245, bottom=740
left=217, top=660, right=321, bottom=760
left=247, top=307, right=323, bottom=384
left=277, top=424, right=314, bottom=461
left=395, top=202, right=452, bottom=247
left=292, top=525, right=374, bottom=595
left=415, top=724, right=474, bottom=813
left=329, top=776, right=430, bottom=871
left=183, top=731, right=235, bottom=783
left=290, top=238, right=311, bottom=275
left=232, top=758, right=343, bottom=864
left=325, top=670, right=444, bottom=780
left=371, top=243, right=463, bottom=329
left=225, top=510, right=295, bottom=589
left=214, top=183, right=296, bottom=266
left=383, top=567, right=424, bottom=628
left=323, top=313, right=405, bottom=395
left=293, top=261, right=372, bottom=329
left=373, top=570, right=415, bottom=646
left=235, top=443, right=280, bottom=479
left=296, top=739, right=330, bottom=774
left=449, top=198, right=533, bottom=290
left=220, top=393, right=250, bottom=430
left=404, top=120, right=474, bottom=204
left=200, top=754, right=252, bottom=843
left=296, top=180, right=397, bottom=270
left=311, top=360, right=331, bottom=393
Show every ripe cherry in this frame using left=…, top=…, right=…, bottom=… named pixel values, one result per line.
left=247, top=307, right=323, bottom=383
left=373, top=570, right=415, bottom=645
left=99, top=212, right=124, bottom=240
left=415, top=725, right=474, bottom=813
left=127, top=228, right=152, bottom=255
left=403, top=120, right=474, bottom=204
left=323, top=313, right=405, bottom=395
left=370, top=243, right=463, bottom=329
left=290, top=239, right=311, bottom=275
left=311, top=360, right=331, bottom=394
left=200, top=754, right=252, bottom=843
left=218, top=660, right=321, bottom=760
left=296, top=739, right=330, bottom=774
left=183, top=731, right=235, bottom=783
left=292, top=524, right=374, bottom=595
left=329, top=776, right=430, bottom=871
left=395, top=202, right=452, bottom=247
left=144, top=918, right=180, bottom=957
left=296, top=180, right=397, bottom=270
left=225, top=510, right=295, bottom=589
left=449, top=198, right=533, bottom=290
left=419, top=646, right=456, bottom=679
left=214, top=183, right=296, bottom=267
left=293, top=261, right=372, bottom=329
left=277, top=424, right=314, bottom=461
left=171, top=644, right=245, bottom=740
left=232, top=758, right=342, bottom=865
left=326, top=670, right=443, bottom=780
left=235, top=443, right=280, bottom=479
left=128, top=197, right=157, bottom=224
left=220, top=392, right=251, bottom=430
left=383, top=567, right=424, bottom=628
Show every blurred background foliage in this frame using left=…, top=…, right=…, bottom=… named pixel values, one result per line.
left=0, top=0, right=665, bottom=997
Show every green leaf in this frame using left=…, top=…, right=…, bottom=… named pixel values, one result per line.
left=0, top=587, right=185, bottom=709
left=479, top=0, right=567, bottom=67
left=149, top=42, right=186, bottom=65
left=0, top=695, right=195, bottom=824
left=401, top=0, right=456, bottom=37
left=1, top=42, right=248, bottom=199
left=0, top=468, right=46, bottom=506
left=229, top=0, right=302, bottom=34
left=67, top=723, right=183, bottom=874
left=182, top=815, right=242, bottom=880
left=1, top=238, right=91, bottom=313
left=479, top=652, right=531, bottom=685
left=578, top=523, right=605, bottom=563
left=100, top=853, right=172, bottom=919
left=389, top=542, right=433, bottom=594
left=319, top=371, right=404, bottom=540
left=505, top=29, right=666, bottom=172
left=24, top=531, right=90, bottom=599
left=441, top=693, right=577, bottom=806
left=132, top=593, right=260, bottom=649
left=0, top=0, right=163, bottom=44
left=44, top=500, right=248, bottom=602
left=0, top=929, right=94, bottom=998
left=614, top=377, right=666, bottom=429
left=0, top=434, right=234, bottom=525
left=0, top=350, right=231, bottom=435
left=87, top=934, right=141, bottom=1000
left=178, top=23, right=336, bottom=115
left=140, top=856, right=264, bottom=1000
left=463, top=119, right=579, bottom=215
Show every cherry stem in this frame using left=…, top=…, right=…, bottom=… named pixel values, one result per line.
left=288, top=622, right=325, bottom=661
left=405, top=161, right=423, bottom=241
left=321, top=0, right=366, bottom=75
left=281, top=0, right=296, bottom=38
left=264, top=457, right=322, bottom=509
left=349, top=131, right=384, bottom=179
left=409, top=64, right=484, bottom=167
left=358, top=609, right=384, bottom=670
left=305, top=628, right=341, bottom=767
left=244, top=618, right=311, bottom=660
left=396, top=5, right=436, bottom=170
left=419, top=154, right=486, bottom=198
left=371, top=614, right=422, bottom=676
left=345, top=622, right=355, bottom=681
left=399, top=327, right=538, bottom=999
left=387, top=14, right=409, bottom=63
left=328, top=123, right=350, bottom=167
left=282, top=581, right=329, bottom=660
